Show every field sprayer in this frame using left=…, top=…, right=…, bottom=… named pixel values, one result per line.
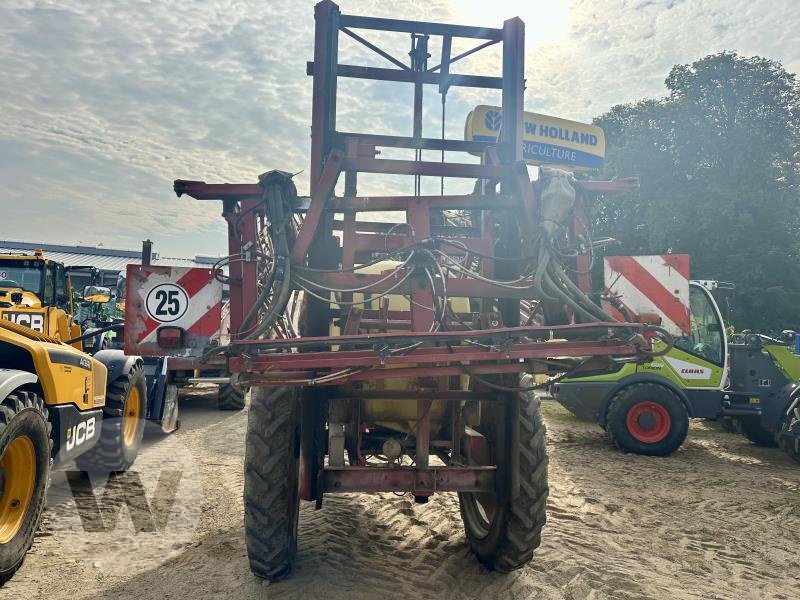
left=126, top=1, right=672, bottom=579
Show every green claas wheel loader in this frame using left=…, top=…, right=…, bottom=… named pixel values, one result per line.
left=724, top=333, right=800, bottom=461
left=552, top=281, right=800, bottom=460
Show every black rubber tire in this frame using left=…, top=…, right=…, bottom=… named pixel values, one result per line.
left=739, top=417, right=778, bottom=447
left=458, top=377, right=549, bottom=572
left=778, top=410, right=800, bottom=464
left=0, top=391, right=51, bottom=587
left=76, top=363, right=147, bottom=473
left=244, top=386, right=300, bottom=581
left=606, top=383, right=688, bottom=456
left=719, top=417, right=741, bottom=434
left=218, top=383, right=247, bottom=411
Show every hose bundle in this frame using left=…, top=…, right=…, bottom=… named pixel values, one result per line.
left=215, top=167, right=671, bottom=358
left=238, top=170, right=298, bottom=339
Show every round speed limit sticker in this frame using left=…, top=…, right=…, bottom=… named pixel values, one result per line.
left=0, top=271, right=8, bottom=280
left=145, top=283, right=189, bottom=323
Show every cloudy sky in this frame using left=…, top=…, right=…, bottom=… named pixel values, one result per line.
left=1, top=0, right=798, bottom=258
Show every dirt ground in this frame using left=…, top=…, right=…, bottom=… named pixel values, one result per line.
left=5, top=385, right=799, bottom=600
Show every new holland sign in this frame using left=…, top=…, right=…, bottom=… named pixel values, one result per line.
left=464, top=105, right=605, bottom=171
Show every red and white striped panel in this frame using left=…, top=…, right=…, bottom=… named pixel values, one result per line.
left=603, top=255, right=690, bottom=336
left=124, top=265, right=222, bottom=357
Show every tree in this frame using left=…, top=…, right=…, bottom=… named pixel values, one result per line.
left=592, top=52, right=800, bottom=331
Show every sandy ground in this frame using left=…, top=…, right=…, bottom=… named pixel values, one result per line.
left=4, top=386, right=799, bottom=600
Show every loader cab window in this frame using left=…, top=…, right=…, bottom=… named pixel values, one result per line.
left=674, top=286, right=724, bottom=365
left=42, top=265, right=55, bottom=305
left=0, top=260, right=44, bottom=295
left=116, top=274, right=126, bottom=301
left=54, top=263, right=69, bottom=309
left=37, top=262, right=69, bottom=309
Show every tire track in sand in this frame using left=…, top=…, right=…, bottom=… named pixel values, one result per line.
left=7, top=389, right=800, bottom=600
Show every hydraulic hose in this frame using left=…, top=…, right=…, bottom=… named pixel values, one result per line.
left=237, top=171, right=299, bottom=340
left=549, top=258, right=611, bottom=322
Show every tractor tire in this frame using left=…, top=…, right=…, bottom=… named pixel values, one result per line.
left=0, top=391, right=51, bottom=587
left=244, top=386, right=300, bottom=581
left=458, top=378, right=548, bottom=572
left=719, top=417, right=741, bottom=434
left=76, top=363, right=147, bottom=473
left=777, top=410, right=800, bottom=464
left=218, top=383, right=247, bottom=411
left=739, top=417, right=777, bottom=447
left=606, top=383, right=688, bottom=456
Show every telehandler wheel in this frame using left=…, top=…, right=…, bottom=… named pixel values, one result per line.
left=719, top=417, right=741, bottom=434
left=244, top=386, right=300, bottom=581
left=218, top=383, right=247, bottom=411
left=606, top=383, right=688, bottom=456
left=778, top=412, right=800, bottom=464
left=739, top=417, right=777, bottom=448
left=76, top=364, right=147, bottom=473
left=0, top=392, right=51, bottom=587
left=458, top=376, right=548, bottom=572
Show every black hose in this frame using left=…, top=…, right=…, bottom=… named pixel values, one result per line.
left=636, top=325, right=675, bottom=358
left=65, top=322, right=123, bottom=345
left=533, top=241, right=561, bottom=303
left=540, top=267, right=597, bottom=323
left=244, top=175, right=297, bottom=339
left=548, top=260, right=610, bottom=322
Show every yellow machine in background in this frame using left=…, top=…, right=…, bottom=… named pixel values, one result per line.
left=0, top=251, right=151, bottom=586
left=0, top=250, right=82, bottom=348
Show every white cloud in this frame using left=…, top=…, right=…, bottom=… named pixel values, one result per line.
left=0, top=0, right=797, bottom=256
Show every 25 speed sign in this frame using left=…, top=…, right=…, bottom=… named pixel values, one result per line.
left=145, top=283, right=189, bottom=322
left=125, top=264, right=222, bottom=357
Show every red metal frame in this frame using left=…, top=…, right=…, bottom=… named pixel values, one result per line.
left=172, top=1, right=646, bottom=498
left=227, top=322, right=644, bottom=384
left=324, top=466, right=494, bottom=493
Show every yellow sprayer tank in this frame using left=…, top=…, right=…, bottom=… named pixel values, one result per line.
left=329, top=260, right=469, bottom=435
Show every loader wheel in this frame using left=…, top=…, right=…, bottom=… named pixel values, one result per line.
left=739, top=417, right=777, bottom=447
left=777, top=410, right=800, bottom=464
left=606, top=383, right=688, bottom=456
left=244, top=386, right=300, bottom=581
left=458, top=376, right=548, bottom=572
left=0, top=392, right=51, bottom=587
left=719, top=417, right=741, bottom=434
left=218, top=383, right=247, bottom=411
left=76, top=364, right=147, bottom=473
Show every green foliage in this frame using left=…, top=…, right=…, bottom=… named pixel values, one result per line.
left=593, top=52, right=800, bottom=331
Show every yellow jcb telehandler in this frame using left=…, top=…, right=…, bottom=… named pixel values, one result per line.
left=0, top=251, right=154, bottom=585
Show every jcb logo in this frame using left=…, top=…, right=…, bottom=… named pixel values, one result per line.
left=66, top=417, right=97, bottom=451
left=3, top=311, right=45, bottom=332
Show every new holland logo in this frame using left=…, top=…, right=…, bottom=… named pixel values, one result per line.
left=664, top=357, right=712, bottom=380
left=484, top=109, right=502, bottom=131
